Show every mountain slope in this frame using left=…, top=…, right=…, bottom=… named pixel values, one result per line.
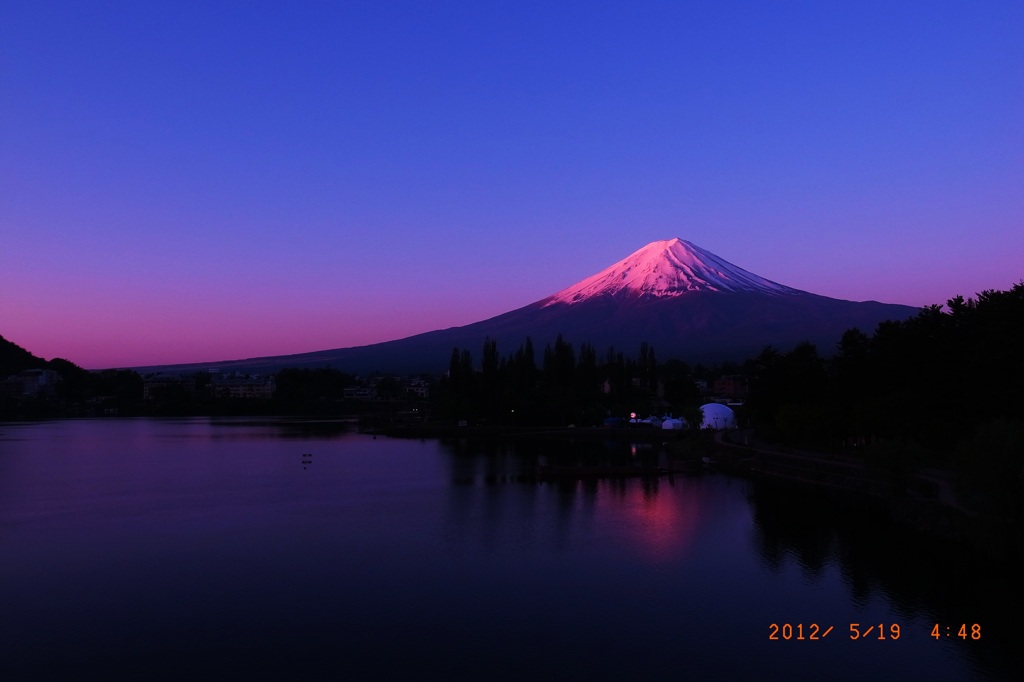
left=135, top=238, right=919, bottom=375
left=1, top=334, right=49, bottom=378
left=545, top=238, right=797, bottom=302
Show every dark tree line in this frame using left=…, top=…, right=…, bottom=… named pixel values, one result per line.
left=273, top=368, right=355, bottom=411
left=746, top=283, right=1024, bottom=452
left=1, top=335, right=144, bottom=417
left=437, top=335, right=701, bottom=426
left=744, top=282, right=1024, bottom=517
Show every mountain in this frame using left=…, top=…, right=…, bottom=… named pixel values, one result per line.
left=546, top=238, right=798, bottom=302
left=137, top=238, right=919, bottom=375
left=1, top=334, right=49, bottom=378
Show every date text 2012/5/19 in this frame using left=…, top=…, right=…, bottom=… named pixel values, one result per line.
left=769, top=624, right=902, bottom=640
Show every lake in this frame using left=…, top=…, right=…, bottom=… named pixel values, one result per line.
left=0, top=418, right=1018, bottom=680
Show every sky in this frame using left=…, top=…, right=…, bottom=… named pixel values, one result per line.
left=2, top=1, right=1022, bottom=369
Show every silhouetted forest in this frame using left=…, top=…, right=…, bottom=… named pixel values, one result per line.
left=435, top=335, right=702, bottom=427
left=744, top=284, right=1022, bottom=449
left=741, top=283, right=1024, bottom=518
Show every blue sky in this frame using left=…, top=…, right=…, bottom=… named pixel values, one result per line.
left=2, top=1, right=1022, bottom=367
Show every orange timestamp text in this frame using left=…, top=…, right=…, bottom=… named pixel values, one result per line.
left=931, top=623, right=981, bottom=640
left=768, top=623, right=902, bottom=640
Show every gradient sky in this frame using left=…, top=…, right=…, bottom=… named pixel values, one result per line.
left=3, top=1, right=1022, bottom=369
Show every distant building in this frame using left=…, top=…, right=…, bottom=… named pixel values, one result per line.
left=210, top=374, right=274, bottom=399
left=1, top=368, right=61, bottom=397
left=405, top=379, right=430, bottom=399
left=142, top=374, right=196, bottom=401
left=343, top=387, right=375, bottom=400
left=713, top=375, right=749, bottom=400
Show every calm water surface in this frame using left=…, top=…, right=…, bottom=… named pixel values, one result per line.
left=0, top=419, right=1018, bottom=680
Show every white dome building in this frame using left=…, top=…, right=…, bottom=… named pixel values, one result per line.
left=700, top=403, right=736, bottom=430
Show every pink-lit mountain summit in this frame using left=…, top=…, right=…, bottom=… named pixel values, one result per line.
left=140, top=239, right=919, bottom=374
left=546, top=238, right=796, bottom=303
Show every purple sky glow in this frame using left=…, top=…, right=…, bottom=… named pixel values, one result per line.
left=2, top=1, right=1022, bottom=368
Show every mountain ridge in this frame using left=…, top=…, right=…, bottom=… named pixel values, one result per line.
left=128, top=238, right=919, bottom=375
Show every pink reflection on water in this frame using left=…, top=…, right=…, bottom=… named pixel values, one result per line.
left=596, top=479, right=702, bottom=564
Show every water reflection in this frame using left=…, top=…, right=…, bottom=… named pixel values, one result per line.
left=1, top=421, right=1019, bottom=681
left=434, top=436, right=1021, bottom=679
left=612, top=476, right=701, bottom=563
left=437, top=438, right=703, bottom=563
left=746, top=481, right=1022, bottom=679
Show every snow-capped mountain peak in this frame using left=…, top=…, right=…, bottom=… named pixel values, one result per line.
left=545, top=238, right=797, bottom=305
